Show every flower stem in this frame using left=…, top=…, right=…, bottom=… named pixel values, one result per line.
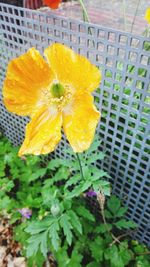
left=76, top=153, right=84, bottom=180
left=78, top=0, right=90, bottom=23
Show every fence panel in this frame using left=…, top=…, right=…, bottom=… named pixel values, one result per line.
left=0, top=3, right=150, bottom=246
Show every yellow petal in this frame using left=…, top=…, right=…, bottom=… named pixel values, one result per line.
left=145, top=8, right=150, bottom=24
left=18, top=106, right=62, bottom=156
left=3, top=48, right=54, bottom=116
left=63, top=93, right=100, bottom=153
left=44, top=43, right=101, bottom=93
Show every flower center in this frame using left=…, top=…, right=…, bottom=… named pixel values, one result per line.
left=51, top=82, right=65, bottom=98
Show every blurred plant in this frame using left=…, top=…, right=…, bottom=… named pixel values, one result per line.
left=130, top=0, right=140, bottom=33
left=78, top=0, right=90, bottom=22
left=145, top=7, right=150, bottom=24
left=144, top=7, right=150, bottom=38
left=131, top=5, right=150, bottom=38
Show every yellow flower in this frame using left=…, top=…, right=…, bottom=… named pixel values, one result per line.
left=3, top=43, right=101, bottom=156
left=145, top=8, right=150, bottom=24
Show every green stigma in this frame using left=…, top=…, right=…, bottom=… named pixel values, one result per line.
left=51, top=82, right=65, bottom=98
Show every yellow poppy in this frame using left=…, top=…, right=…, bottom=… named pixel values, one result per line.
left=145, top=8, right=150, bottom=24
left=3, top=43, right=101, bottom=156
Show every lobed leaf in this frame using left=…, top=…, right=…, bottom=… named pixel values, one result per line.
left=60, top=214, right=73, bottom=245
left=76, top=206, right=95, bottom=222
left=114, top=219, right=137, bottom=229
left=67, top=210, right=82, bottom=234
left=49, top=220, right=60, bottom=251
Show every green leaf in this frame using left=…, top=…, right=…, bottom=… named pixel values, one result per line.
left=91, top=170, right=110, bottom=182
left=27, top=231, right=48, bottom=258
left=46, top=167, right=70, bottom=187
left=60, top=214, right=73, bottom=245
left=115, top=207, right=128, bottom=217
left=47, top=158, right=71, bottom=170
left=53, top=245, right=69, bottom=267
left=89, top=237, right=104, bottom=262
left=28, top=168, right=46, bottom=182
left=26, top=238, right=39, bottom=257
left=114, top=219, right=137, bottom=229
left=66, top=185, right=83, bottom=199
left=86, top=136, right=102, bottom=156
left=49, top=220, right=60, bottom=251
left=104, top=245, right=125, bottom=267
left=76, top=206, right=95, bottom=222
left=10, top=212, right=21, bottom=224
left=104, top=244, right=132, bottom=267
left=94, top=223, right=112, bottom=234
left=40, top=231, right=48, bottom=258
left=25, top=218, right=52, bottom=234
left=82, top=166, right=91, bottom=179
left=86, top=262, right=100, bottom=267
left=119, top=242, right=132, bottom=265
left=63, top=199, right=72, bottom=210
left=41, top=185, right=57, bottom=205
left=27, top=250, right=45, bottom=267
left=47, top=159, right=63, bottom=170
left=81, top=180, right=92, bottom=191
left=53, top=166, right=70, bottom=182
left=107, top=195, right=121, bottom=214
left=67, top=210, right=82, bottom=234
left=93, top=180, right=110, bottom=195
left=0, top=196, right=11, bottom=209
left=86, top=152, right=105, bottom=164
left=64, top=174, right=81, bottom=189
left=63, top=147, right=75, bottom=157
left=67, top=246, right=83, bottom=267
left=104, top=210, right=113, bottom=219
left=66, top=179, right=92, bottom=199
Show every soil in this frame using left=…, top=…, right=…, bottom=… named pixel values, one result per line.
left=0, top=216, right=26, bottom=267
left=0, top=216, right=57, bottom=267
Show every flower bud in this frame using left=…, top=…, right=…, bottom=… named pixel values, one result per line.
left=50, top=204, right=60, bottom=216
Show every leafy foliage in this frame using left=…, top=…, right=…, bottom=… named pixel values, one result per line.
left=105, top=195, right=137, bottom=230
left=0, top=135, right=150, bottom=267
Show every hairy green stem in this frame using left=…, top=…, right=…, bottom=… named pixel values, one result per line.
left=76, top=153, right=84, bottom=180
left=100, top=206, right=120, bottom=246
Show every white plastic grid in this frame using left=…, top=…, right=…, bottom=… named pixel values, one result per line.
left=0, top=3, right=150, bottom=246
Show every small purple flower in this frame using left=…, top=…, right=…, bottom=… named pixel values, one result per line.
left=86, top=191, right=97, bottom=197
left=18, top=208, right=32, bottom=219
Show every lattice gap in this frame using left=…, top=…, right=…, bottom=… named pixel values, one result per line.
left=0, top=3, right=150, bottom=246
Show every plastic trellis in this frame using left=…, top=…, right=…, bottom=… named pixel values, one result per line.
left=0, top=3, right=150, bottom=246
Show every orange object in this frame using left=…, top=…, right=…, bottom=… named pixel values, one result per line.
left=43, top=0, right=61, bottom=9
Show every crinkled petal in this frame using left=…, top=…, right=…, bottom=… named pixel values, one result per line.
left=18, top=106, right=62, bottom=156
left=63, top=93, right=100, bottom=153
left=3, top=48, right=54, bottom=116
left=44, top=43, right=101, bottom=93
